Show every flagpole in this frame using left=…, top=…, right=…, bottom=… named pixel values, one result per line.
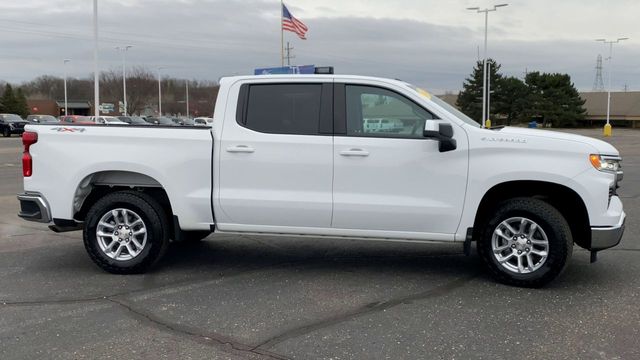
left=280, top=0, right=284, bottom=66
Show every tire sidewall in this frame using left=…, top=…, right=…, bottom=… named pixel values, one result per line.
left=479, top=199, right=572, bottom=285
left=84, top=193, right=166, bottom=272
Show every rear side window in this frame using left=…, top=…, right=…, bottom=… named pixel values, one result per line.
left=243, top=84, right=322, bottom=135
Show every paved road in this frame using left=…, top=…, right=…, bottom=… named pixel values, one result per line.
left=1, top=129, right=639, bottom=359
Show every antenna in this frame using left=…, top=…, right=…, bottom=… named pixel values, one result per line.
left=593, top=54, right=605, bottom=91
left=284, top=42, right=295, bottom=66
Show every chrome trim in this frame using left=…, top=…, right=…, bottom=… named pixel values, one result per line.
left=17, top=193, right=52, bottom=223
left=590, top=212, right=625, bottom=250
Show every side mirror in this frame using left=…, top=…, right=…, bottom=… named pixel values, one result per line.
left=424, top=123, right=457, bottom=152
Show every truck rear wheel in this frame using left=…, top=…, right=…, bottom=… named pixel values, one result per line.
left=83, top=190, right=170, bottom=274
left=477, top=198, right=573, bottom=287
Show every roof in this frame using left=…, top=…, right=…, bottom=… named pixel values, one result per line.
left=55, top=101, right=91, bottom=109
left=219, top=74, right=411, bottom=88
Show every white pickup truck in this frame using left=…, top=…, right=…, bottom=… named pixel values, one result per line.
left=17, top=74, right=625, bottom=287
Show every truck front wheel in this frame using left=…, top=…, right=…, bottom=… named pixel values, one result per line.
left=83, top=191, right=170, bottom=274
left=477, top=198, right=573, bottom=287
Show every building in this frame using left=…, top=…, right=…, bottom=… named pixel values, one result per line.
left=581, top=91, right=640, bottom=128
left=435, top=91, right=640, bottom=128
left=26, top=99, right=92, bottom=116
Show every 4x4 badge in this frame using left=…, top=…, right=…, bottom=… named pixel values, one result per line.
left=51, top=127, right=86, bottom=133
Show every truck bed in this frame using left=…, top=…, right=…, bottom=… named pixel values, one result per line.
left=23, top=124, right=214, bottom=230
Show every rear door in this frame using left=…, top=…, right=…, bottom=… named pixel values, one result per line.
left=218, top=80, right=334, bottom=229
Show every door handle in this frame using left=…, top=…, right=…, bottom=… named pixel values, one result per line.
left=226, top=145, right=255, bottom=153
left=339, top=148, right=369, bottom=157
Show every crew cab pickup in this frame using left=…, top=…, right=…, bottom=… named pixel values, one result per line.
left=17, top=75, right=625, bottom=287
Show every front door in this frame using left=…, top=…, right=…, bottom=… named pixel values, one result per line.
left=332, top=84, right=468, bottom=238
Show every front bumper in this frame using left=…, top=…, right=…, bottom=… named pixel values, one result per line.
left=17, top=192, right=52, bottom=223
left=590, top=212, right=625, bottom=250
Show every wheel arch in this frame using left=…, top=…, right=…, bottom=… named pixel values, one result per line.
left=473, top=180, right=591, bottom=249
left=72, top=171, right=173, bottom=225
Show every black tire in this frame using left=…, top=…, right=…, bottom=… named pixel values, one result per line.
left=2, top=128, right=10, bottom=137
left=83, top=190, right=170, bottom=274
left=477, top=197, right=573, bottom=287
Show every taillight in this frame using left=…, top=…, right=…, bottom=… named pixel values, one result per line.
left=22, top=131, right=38, bottom=177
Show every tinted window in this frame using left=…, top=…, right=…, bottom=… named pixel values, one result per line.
left=244, top=84, right=322, bottom=135
left=346, top=85, right=435, bottom=138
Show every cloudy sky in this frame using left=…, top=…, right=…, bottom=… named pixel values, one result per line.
left=0, top=0, right=639, bottom=93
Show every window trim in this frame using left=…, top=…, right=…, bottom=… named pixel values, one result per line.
left=236, top=82, right=333, bottom=136
left=335, top=83, right=439, bottom=139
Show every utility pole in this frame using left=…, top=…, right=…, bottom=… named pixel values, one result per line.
left=157, top=67, right=164, bottom=116
left=116, top=45, right=133, bottom=116
left=93, top=0, right=99, bottom=117
left=185, top=81, right=189, bottom=119
left=285, top=42, right=295, bottom=66
left=467, top=3, right=509, bottom=128
left=596, top=37, right=629, bottom=136
left=63, top=59, right=70, bottom=116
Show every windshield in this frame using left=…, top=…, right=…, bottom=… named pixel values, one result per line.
left=129, top=117, right=148, bottom=124
left=37, top=115, right=58, bottom=123
left=157, top=117, right=174, bottom=125
left=404, top=83, right=481, bottom=128
left=3, top=114, right=23, bottom=122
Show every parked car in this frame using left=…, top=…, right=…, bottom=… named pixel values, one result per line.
left=26, top=115, right=60, bottom=124
left=181, top=118, right=195, bottom=126
left=17, top=74, right=625, bottom=287
left=60, top=115, right=94, bottom=125
left=194, top=117, right=213, bottom=126
left=363, top=118, right=404, bottom=133
left=88, top=116, right=128, bottom=125
left=118, top=116, right=152, bottom=125
left=0, top=113, right=28, bottom=137
left=147, top=117, right=177, bottom=126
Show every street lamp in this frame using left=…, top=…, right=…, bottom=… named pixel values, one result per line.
left=63, top=59, right=71, bottom=117
left=596, top=37, right=629, bottom=137
left=116, top=45, right=133, bottom=116
left=185, top=80, right=189, bottom=119
left=467, top=3, right=509, bottom=128
left=157, top=67, right=166, bottom=116
left=93, top=0, right=99, bottom=117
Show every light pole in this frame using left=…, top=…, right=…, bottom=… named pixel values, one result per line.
left=116, top=45, right=133, bottom=116
left=157, top=67, right=165, bottom=116
left=63, top=59, right=70, bottom=117
left=596, top=37, right=628, bottom=137
left=93, top=0, right=99, bottom=117
left=467, top=3, right=508, bottom=128
left=185, top=81, right=189, bottom=119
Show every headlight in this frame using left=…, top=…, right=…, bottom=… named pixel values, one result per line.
left=589, top=154, right=621, bottom=172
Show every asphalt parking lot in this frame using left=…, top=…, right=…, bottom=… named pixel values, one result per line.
left=1, top=128, right=639, bottom=360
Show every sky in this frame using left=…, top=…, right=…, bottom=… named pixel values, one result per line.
left=0, top=0, right=639, bottom=93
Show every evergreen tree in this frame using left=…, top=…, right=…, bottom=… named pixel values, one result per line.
left=524, top=72, right=586, bottom=127
left=15, top=88, right=30, bottom=118
left=0, top=84, right=17, bottom=114
left=493, top=76, right=529, bottom=125
left=456, top=59, right=503, bottom=124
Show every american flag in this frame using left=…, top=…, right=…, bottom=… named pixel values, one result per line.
left=282, top=3, right=308, bottom=40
